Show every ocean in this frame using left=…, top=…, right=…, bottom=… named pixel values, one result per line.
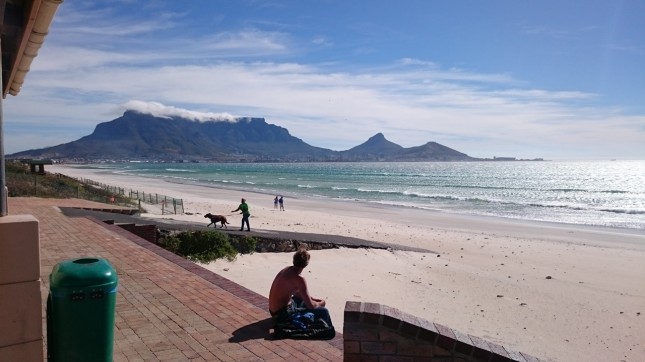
left=81, top=160, right=645, bottom=230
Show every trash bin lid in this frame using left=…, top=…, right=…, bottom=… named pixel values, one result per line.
left=50, top=258, right=118, bottom=290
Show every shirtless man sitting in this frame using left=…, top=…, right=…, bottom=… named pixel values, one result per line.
left=268, top=248, right=333, bottom=329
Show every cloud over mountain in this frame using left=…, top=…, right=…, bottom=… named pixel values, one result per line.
left=9, top=109, right=476, bottom=162
left=121, top=100, right=239, bottom=122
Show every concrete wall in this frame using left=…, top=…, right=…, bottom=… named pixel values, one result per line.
left=343, top=301, right=541, bottom=362
left=0, top=215, right=44, bottom=361
left=112, top=223, right=157, bottom=244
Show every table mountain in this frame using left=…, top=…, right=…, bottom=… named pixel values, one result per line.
left=9, top=111, right=477, bottom=162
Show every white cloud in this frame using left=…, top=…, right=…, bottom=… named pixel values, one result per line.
left=312, top=36, right=333, bottom=46
left=4, top=1, right=644, bottom=159
left=6, top=59, right=645, bottom=159
left=205, top=29, right=288, bottom=52
left=120, top=100, right=239, bottom=122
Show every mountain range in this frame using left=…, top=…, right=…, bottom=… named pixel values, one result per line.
left=9, top=110, right=478, bottom=162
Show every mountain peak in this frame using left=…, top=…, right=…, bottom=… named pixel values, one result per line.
left=357, top=133, right=399, bottom=148
left=8, top=112, right=477, bottom=162
left=367, top=133, right=386, bottom=141
left=339, top=132, right=404, bottom=160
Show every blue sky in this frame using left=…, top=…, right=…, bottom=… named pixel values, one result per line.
left=5, top=0, right=644, bottom=160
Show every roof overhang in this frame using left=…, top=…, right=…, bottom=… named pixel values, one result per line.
left=1, top=0, right=62, bottom=98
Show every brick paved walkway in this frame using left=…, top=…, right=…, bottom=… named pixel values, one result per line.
left=9, top=197, right=343, bottom=361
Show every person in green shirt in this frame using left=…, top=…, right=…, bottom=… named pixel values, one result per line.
left=232, top=198, right=251, bottom=231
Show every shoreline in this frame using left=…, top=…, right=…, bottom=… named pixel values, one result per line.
left=62, top=162, right=645, bottom=232
left=48, top=164, right=645, bottom=362
left=54, top=165, right=645, bottom=242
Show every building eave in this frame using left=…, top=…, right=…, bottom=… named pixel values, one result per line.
left=1, top=0, right=62, bottom=98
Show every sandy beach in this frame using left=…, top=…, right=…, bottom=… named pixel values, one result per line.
left=49, top=164, right=645, bottom=362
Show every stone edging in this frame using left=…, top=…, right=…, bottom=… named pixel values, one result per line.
left=344, top=301, right=542, bottom=362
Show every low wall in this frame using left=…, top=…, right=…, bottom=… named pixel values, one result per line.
left=115, top=223, right=157, bottom=244
left=248, top=237, right=339, bottom=252
left=0, top=215, right=43, bottom=361
left=343, top=301, right=541, bottom=362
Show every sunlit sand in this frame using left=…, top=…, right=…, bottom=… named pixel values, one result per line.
left=50, top=164, right=645, bottom=362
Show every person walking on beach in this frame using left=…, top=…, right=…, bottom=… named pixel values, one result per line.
left=232, top=198, right=251, bottom=231
left=269, top=248, right=334, bottom=334
left=274, top=196, right=279, bottom=209
left=279, top=196, right=284, bottom=211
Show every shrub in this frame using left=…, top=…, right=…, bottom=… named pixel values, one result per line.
left=5, top=160, right=137, bottom=207
left=161, top=235, right=181, bottom=253
left=174, top=230, right=237, bottom=263
left=157, top=231, right=259, bottom=263
left=232, top=236, right=257, bottom=255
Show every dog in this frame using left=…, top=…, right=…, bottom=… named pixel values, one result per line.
left=204, top=213, right=229, bottom=228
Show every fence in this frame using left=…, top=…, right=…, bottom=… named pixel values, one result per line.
left=6, top=162, right=182, bottom=215
left=73, top=177, right=184, bottom=215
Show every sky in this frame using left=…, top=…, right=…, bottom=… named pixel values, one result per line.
left=4, top=0, right=645, bottom=160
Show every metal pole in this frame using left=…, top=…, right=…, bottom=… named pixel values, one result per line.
left=0, top=38, right=8, bottom=216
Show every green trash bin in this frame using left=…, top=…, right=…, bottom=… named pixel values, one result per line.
left=47, top=257, right=118, bottom=362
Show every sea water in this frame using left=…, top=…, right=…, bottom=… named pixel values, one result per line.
left=80, top=160, right=645, bottom=230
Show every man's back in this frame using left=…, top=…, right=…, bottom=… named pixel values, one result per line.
left=269, top=266, right=303, bottom=314
left=268, top=249, right=334, bottom=337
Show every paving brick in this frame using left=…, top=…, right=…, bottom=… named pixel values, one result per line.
left=10, top=198, right=343, bottom=362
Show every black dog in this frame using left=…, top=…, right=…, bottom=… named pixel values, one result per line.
left=204, top=213, right=229, bottom=228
